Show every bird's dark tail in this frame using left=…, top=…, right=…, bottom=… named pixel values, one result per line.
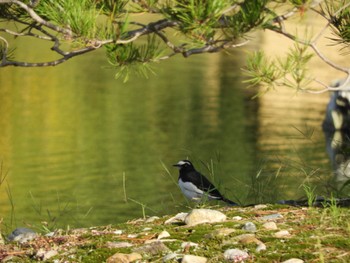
left=222, top=197, right=238, bottom=206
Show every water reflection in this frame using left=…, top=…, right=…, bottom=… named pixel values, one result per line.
left=323, top=79, right=350, bottom=189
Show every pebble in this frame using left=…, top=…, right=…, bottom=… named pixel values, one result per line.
left=163, top=253, right=181, bottom=262
left=114, top=230, right=123, bottom=235
left=242, top=222, right=257, bottom=232
left=274, top=230, right=291, bottom=238
left=106, top=252, right=142, bottom=263
left=36, top=249, right=58, bottom=261
left=256, top=242, right=267, bottom=252
left=254, top=204, right=268, bottom=209
left=232, top=216, right=243, bottom=221
left=223, top=248, right=249, bottom=261
left=261, top=213, right=283, bottom=221
left=263, top=221, right=278, bottom=230
left=145, top=216, right=160, bottom=223
left=144, top=238, right=178, bottom=244
left=106, top=241, right=133, bottom=248
left=281, top=258, right=304, bottom=263
left=133, top=241, right=170, bottom=255
left=157, top=230, right=170, bottom=240
left=184, top=209, right=227, bottom=226
left=205, top=228, right=235, bottom=238
left=7, top=228, right=37, bottom=243
left=164, top=212, right=188, bottom=224
left=181, top=254, right=207, bottom=263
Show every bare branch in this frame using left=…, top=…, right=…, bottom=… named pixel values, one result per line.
left=116, top=19, right=178, bottom=44
left=310, top=43, right=349, bottom=74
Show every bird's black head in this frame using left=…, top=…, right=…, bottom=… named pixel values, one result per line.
left=173, top=160, right=195, bottom=171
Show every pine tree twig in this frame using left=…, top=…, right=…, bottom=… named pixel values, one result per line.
left=0, top=0, right=72, bottom=36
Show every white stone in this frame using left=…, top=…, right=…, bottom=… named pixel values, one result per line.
left=164, top=212, right=188, bottom=224
left=254, top=204, right=268, bottom=209
left=181, top=255, right=207, bottom=263
left=263, top=222, right=278, bottom=230
left=256, top=243, right=267, bottom=252
left=36, top=249, right=58, bottom=261
left=232, top=216, right=243, bottom=221
left=106, top=241, right=133, bottom=248
left=274, top=230, right=291, bottom=238
left=157, top=230, right=170, bottom=240
left=113, top=230, right=123, bottom=235
left=184, top=209, right=227, bottom=226
left=281, top=258, right=304, bottom=263
left=224, top=249, right=249, bottom=261
left=145, top=216, right=160, bottom=223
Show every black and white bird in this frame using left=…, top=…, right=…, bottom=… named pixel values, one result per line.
left=173, top=160, right=238, bottom=206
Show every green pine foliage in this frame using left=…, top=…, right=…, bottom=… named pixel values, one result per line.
left=0, top=0, right=348, bottom=89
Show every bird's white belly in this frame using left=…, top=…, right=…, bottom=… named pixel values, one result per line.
left=178, top=179, right=204, bottom=201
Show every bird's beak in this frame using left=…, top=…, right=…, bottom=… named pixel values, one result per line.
left=173, top=163, right=181, bottom=168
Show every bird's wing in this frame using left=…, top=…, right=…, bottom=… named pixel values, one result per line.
left=187, top=171, right=223, bottom=198
left=181, top=181, right=204, bottom=195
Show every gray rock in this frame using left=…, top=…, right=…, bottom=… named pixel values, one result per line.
left=261, top=213, right=283, bottom=221
left=7, top=228, right=37, bottom=243
left=242, top=222, right=257, bottom=232
left=133, top=241, right=170, bottom=255
left=106, top=241, right=133, bottom=248
left=181, top=255, right=207, bottom=263
left=224, top=249, right=249, bottom=261
left=184, top=209, right=226, bottom=226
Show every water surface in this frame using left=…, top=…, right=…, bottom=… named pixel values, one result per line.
left=0, top=33, right=338, bottom=229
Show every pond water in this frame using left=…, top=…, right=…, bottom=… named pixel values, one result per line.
left=0, top=27, right=346, bottom=230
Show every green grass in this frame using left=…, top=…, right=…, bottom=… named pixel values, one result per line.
left=2, top=204, right=350, bottom=262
